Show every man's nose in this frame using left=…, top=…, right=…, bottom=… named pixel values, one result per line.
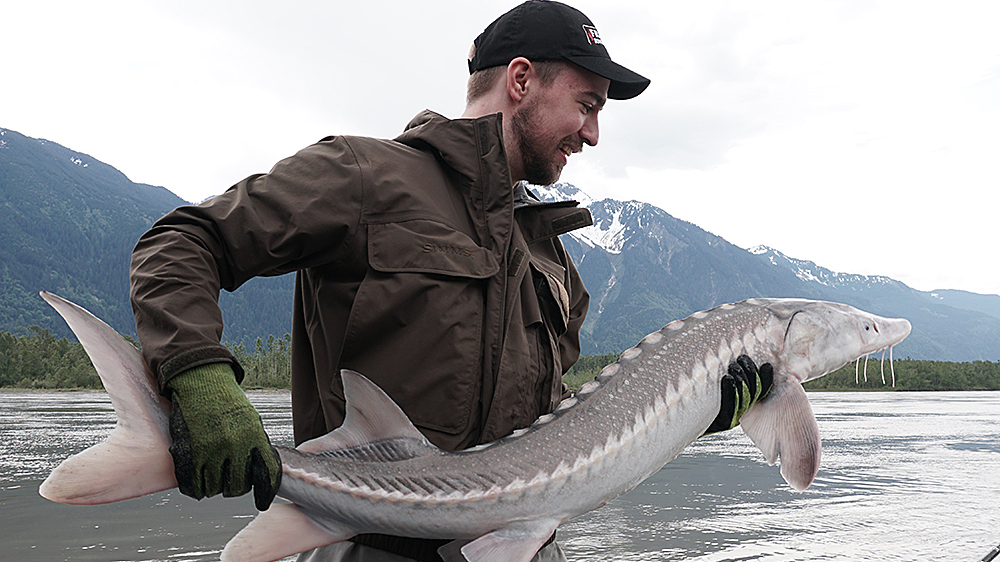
left=581, top=115, right=599, bottom=147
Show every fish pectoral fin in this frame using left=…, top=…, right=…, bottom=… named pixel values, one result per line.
left=297, top=369, right=434, bottom=455
left=739, top=380, right=821, bottom=491
left=221, top=502, right=354, bottom=562
left=439, top=518, right=560, bottom=562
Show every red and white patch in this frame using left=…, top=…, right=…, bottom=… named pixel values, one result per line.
left=582, top=24, right=602, bottom=45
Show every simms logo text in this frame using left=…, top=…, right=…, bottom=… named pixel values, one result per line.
left=423, top=243, right=473, bottom=257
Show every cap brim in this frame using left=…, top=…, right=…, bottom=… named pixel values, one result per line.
left=565, top=55, right=650, bottom=100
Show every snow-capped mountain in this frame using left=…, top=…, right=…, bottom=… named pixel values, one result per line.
left=528, top=182, right=1000, bottom=361
left=748, top=245, right=899, bottom=291
left=3, top=125, right=999, bottom=362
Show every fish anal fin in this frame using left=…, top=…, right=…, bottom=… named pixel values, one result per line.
left=739, top=378, right=821, bottom=491
left=439, top=519, right=560, bottom=562
left=221, top=502, right=354, bottom=562
left=297, top=369, right=432, bottom=455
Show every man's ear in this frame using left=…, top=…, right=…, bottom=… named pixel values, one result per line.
left=505, top=57, right=533, bottom=103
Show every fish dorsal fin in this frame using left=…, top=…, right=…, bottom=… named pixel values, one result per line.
left=297, top=369, right=433, bottom=455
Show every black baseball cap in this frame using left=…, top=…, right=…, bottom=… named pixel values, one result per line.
left=468, top=1, right=650, bottom=100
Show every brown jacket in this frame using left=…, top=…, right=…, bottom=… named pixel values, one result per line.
left=130, top=110, right=591, bottom=451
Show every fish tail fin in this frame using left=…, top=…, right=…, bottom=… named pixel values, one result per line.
left=37, top=292, right=176, bottom=504
left=738, top=377, right=821, bottom=491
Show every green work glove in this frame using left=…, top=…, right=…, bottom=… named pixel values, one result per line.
left=703, top=354, right=773, bottom=435
left=164, top=362, right=282, bottom=510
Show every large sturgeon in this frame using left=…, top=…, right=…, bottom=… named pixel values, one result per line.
left=38, top=292, right=910, bottom=562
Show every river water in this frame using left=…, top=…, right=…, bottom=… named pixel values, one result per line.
left=2, top=390, right=998, bottom=561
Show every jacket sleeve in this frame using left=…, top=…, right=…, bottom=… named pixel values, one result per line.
left=130, top=137, right=364, bottom=389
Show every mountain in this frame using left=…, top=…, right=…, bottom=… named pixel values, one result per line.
left=0, top=127, right=294, bottom=345
left=922, top=289, right=1000, bottom=321
left=3, top=126, right=999, bottom=361
left=532, top=183, right=1000, bottom=361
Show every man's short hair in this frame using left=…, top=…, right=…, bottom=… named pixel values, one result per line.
left=466, top=60, right=569, bottom=104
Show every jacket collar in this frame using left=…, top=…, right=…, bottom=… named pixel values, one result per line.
left=395, top=110, right=508, bottom=187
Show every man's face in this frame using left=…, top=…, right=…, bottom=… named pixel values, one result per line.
left=510, top=64, right=610, bottom=186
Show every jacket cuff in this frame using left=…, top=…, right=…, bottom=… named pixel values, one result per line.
left=159, top=345, right=246, bottom=389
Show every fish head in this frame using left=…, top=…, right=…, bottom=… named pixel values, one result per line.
left=766, top=299, right=911, bottom=383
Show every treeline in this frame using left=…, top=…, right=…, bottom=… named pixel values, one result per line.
left=802, top=357, right=1000, bottom=391
left=230, top=334, right=292, bottom=389
left=0, top=327, right=102, bottom=389
left=4, top=328, right=1000, bottom=392
left=0, top=326, right=293, bottom=390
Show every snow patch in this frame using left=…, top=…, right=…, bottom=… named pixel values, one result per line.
left=528, top=182, right=594, bottom=208
left=575, top=207, right=628, bottom=254
left=749, top=245, right=896, bottom=289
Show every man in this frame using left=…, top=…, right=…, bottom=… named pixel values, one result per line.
left=129, top=2, right=770, bottom=561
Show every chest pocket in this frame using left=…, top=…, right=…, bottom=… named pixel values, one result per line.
left=368, top=220, right=498, bottom=277
left=338, top=219, right=498, bottom=439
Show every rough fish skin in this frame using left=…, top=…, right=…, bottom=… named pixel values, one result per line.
left=37, top=292, right=910, bottom=562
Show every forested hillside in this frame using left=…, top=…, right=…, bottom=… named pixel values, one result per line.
left=0, top=127, right=295, bottom=345
left=0, top=128, right=184, bottom=335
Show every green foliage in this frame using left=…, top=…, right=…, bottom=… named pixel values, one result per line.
left=0, top=328, right=293, bottom=390
left=562, top=352, right=618, bottom=390
left=228, top=334, right=292, bottom=389
left=5, top=328, right=1000, bottom=393
left=803, top=357, right=1000, bottom=391
left=0, top=327, right=101, bottom=389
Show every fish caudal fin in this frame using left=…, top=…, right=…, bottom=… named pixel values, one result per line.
left=39, top=427, right=176, bottom=505
left=738, top=377, right=821, bottom=491
left=222, top=503, right=354, bottom=562
left=37, top=292, right=176, bottom=504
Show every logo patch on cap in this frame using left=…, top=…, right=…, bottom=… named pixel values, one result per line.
left=582, top=24, right=602, bottom=45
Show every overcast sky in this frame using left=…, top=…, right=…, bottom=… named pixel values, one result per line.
left=5, top=1, right=1000, bottom=295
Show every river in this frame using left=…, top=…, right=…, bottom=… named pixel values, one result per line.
left=2, top=390, right=998, bottom=561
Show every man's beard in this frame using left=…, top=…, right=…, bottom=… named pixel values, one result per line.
left=511, top=100, right=565, bottom=186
